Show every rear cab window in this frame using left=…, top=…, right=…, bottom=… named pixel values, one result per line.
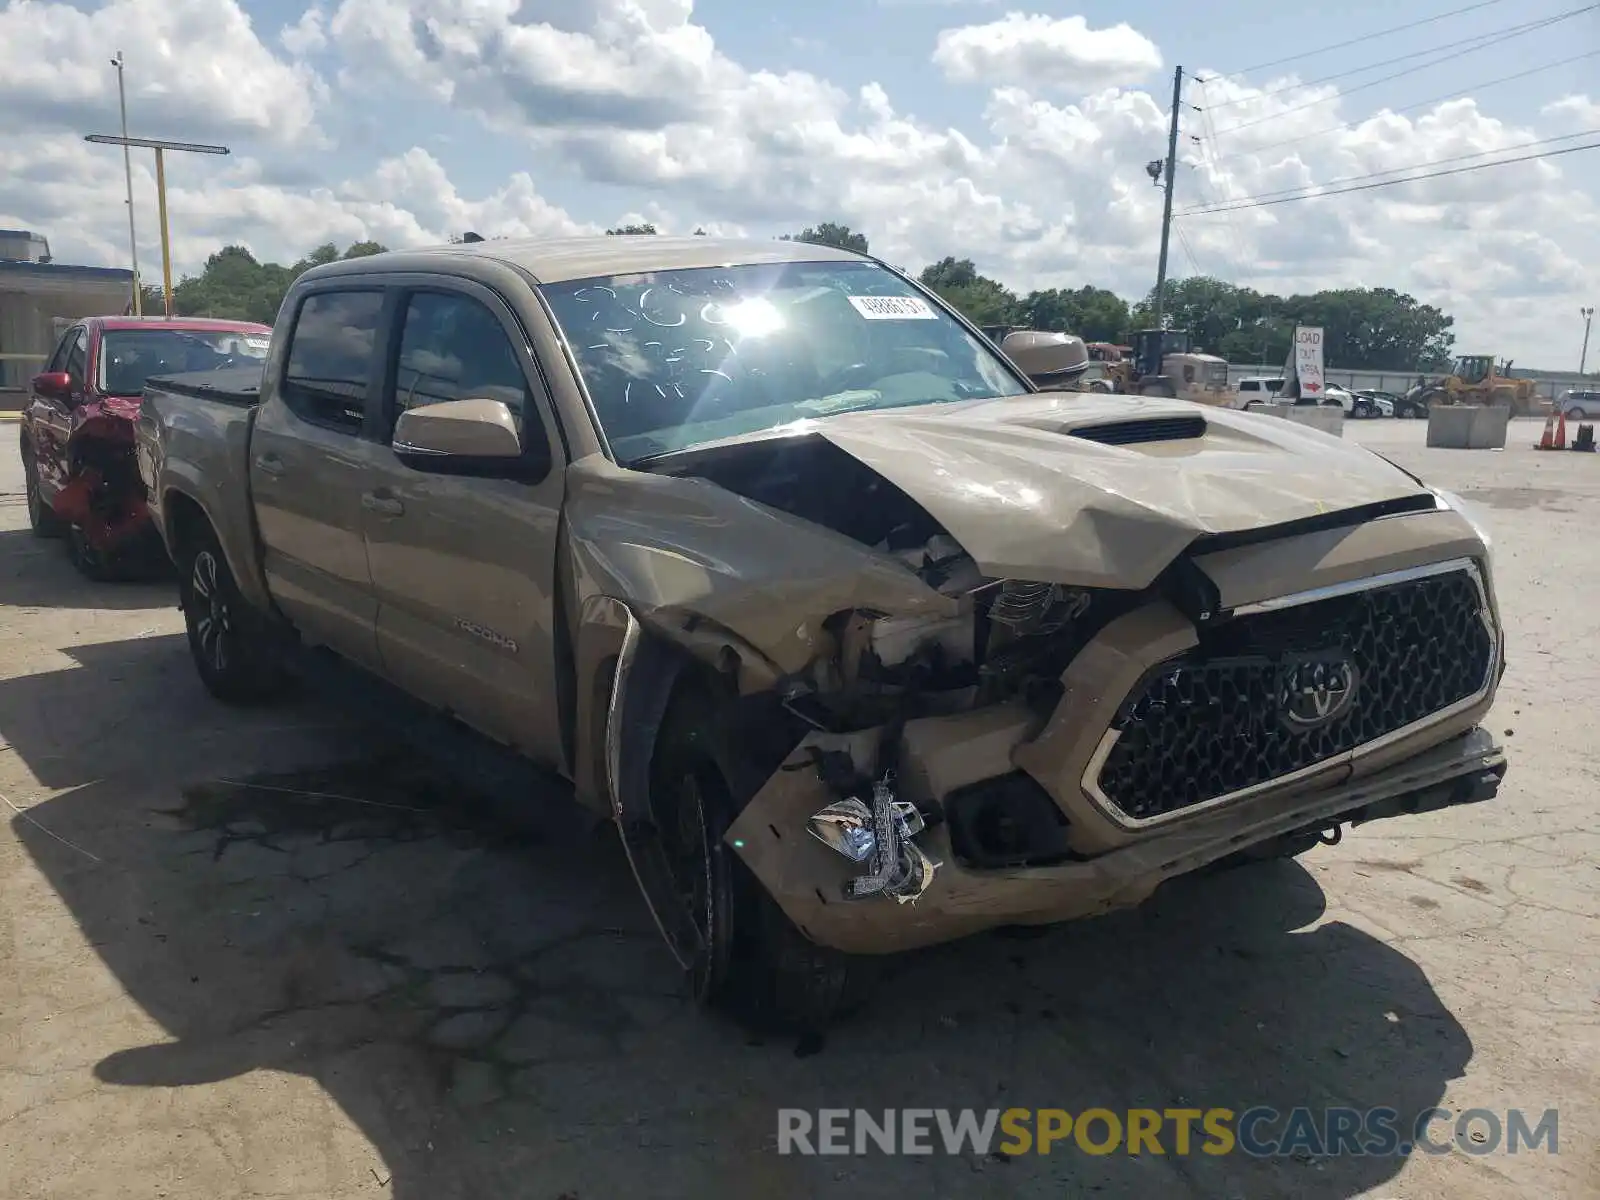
left=281, top=291, right=386, bottom=432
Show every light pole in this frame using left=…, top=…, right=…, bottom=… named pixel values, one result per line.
left=110, top=51, right=141, bottom=316
left=1582, top=306, right=1594, bottom=376
left=84, top=133, right=230, bottom=318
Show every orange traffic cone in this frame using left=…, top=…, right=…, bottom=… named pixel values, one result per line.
left=1537, top=412, right=1557, bottom=449
left=1555, top=410, right=1569, bottom=450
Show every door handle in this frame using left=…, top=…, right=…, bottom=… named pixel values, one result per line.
left=362, top=491, right=404, bottom=517
left=254, top=453, right=285, bottom=477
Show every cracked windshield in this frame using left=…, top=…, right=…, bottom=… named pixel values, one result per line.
left=541, top=259, right=1028, bottom=462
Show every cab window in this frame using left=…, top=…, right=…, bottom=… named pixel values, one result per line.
left=64, top=327, right=88, bottom=387
left=45, top=327, right=76, bottom=373
left=391, top=291, right=530, bottom=436
left=282, top=290, right=385, bottom=432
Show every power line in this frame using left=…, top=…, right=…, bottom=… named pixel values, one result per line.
left=1208, top=48, right=1600, bottom=164
left=1204, top=4, right=1595, bottom=119
left=1172, top=219, right=1205, bottom=277
left=1180, top=127, right=1600, bottom=213
left=1217, top=0, right=1512, bottom=79
left=1184, top=140, right=1600, bottom=215
left=1189, top=82, right=1257, bottom=279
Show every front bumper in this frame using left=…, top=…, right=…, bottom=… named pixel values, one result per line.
left=728, top=725, right=1505, bottom=955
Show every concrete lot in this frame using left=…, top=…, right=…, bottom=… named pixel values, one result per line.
left=1, top=417, right=1595, bottom=1199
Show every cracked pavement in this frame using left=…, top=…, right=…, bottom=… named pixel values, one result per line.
left=0, top=420, right=1595, bottom=1198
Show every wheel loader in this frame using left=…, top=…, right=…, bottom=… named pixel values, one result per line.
left=1118, top=329, right=1236, bottom=405
left=1406, top=355, right=1537, bottom=415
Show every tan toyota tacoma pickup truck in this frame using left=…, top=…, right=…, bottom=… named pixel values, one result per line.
left=136, top=236, right=1508, bottom=1027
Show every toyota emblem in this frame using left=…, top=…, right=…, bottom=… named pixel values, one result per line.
left=1278, top=654, right=1360, bottom=731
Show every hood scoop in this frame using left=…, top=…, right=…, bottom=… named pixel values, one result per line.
left=1069, top=415, right=1207, bottom=446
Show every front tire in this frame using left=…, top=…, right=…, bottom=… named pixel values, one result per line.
left=23, top=447, right=64, bottom=539
left=650, top=687, right=870, bottom=1031
left=68, top=524, right=125, bottom=581
left=1571, top=408, right=1588, bottom=421
left=178, top=527, right=287, bottom=704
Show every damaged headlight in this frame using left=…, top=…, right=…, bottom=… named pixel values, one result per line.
left=807, top=778, right=938, bottom=904
left=807, top=798, right=880, bottom=863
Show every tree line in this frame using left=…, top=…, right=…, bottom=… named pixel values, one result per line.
left=149, top=222, right=1457, bottom=370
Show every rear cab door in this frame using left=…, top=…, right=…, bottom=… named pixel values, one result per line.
left=358, top=273, right=570, bottom=769
left=250, top=285, right=394, bottom=674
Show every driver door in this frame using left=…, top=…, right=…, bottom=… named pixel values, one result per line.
left=361, top=281, right=568, bottom=768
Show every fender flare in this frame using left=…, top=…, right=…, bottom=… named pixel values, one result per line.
left=604, top=607, right=706, bottom=971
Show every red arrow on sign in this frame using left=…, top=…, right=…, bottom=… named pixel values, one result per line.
left=1304, top=381, right=1321, bottom=392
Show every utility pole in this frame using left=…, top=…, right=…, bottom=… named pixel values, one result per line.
left=1151, top=65, right=1183, bottom=333
left=110, top=51, right=141, bottom=316
left=1582, top=306, right=1594, bottom=375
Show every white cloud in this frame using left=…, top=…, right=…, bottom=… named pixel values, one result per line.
left=932, top=12, right=1162, bottom=93
left=0, top=0, right=326, bottom=146
left=0, top=134, right=589, bottom=277
left=3, top=0, right=1596, bottom=367
left=280, top=5, right=329, bottom=55
left=1542, top=94, right=1600, bottom=126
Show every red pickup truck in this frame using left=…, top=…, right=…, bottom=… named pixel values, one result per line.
left=20, top=315, right=272, bottom=578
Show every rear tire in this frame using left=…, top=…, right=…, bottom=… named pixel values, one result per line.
left=178, top=526, right=288, bottom=704
left=23, top=447, right=64, bottom=539
left=650, top=687, right=872, bottom=1032
left=1571, top=408, right=1588, bottom=421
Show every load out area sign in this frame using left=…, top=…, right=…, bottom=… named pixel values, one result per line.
left=1287, top=326, right=1325, bottom=397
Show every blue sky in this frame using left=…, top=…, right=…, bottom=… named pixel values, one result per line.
left=2, top=0, right=1597, bottom=365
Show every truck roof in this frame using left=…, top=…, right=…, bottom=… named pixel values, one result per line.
left=302, top=235, right=869, bottom=286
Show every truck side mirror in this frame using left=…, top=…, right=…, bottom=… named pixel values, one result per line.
left=392, top=397, right=549, bottom=481
left=1000, top=330, right=1090, bottom=387
left=30, top=371, right=73, bottom=402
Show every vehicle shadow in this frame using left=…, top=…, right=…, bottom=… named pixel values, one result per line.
left=0, top=526, right=174, bottom=611
left=8, top=635, right=1473, bottom=1200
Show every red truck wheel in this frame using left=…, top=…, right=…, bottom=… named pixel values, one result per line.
left=23, top=446, right=64, bottom=539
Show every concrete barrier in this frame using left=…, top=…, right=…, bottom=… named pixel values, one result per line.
left=1426, top=404, right=1511, bottom=449
left=1243, top=401, right=1344, bottom=437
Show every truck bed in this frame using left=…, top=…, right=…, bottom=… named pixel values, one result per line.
left=142, top=364, right=266, bottom=408
left=136, top=366, right=273, bottom=611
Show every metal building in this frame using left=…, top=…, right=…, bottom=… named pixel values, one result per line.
left=0, top=229, right=134, bottom=393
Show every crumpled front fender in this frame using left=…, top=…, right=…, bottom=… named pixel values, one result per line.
left=563, top=453, right=957, bottom=677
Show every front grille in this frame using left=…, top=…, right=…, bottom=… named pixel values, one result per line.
left=1072, top=416, right=1206, bottom=446
left=1092, top=565, right=1495, bottom=823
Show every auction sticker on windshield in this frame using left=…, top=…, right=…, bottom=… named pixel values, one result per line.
left=847, top=295, right=938, bottom=320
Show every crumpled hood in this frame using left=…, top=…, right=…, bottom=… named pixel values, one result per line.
left=806, top=392, right=1432, bottom=589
